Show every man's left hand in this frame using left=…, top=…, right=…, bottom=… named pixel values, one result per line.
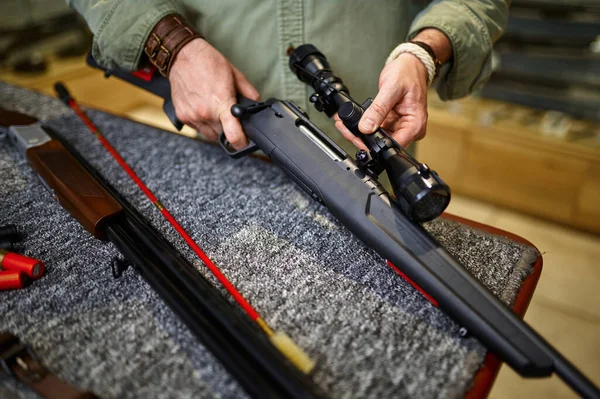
left=335, top=29, right=452, bottom=149
left=335, top=53, right=429, bottom=148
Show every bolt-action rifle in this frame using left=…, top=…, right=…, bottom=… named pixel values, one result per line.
left=87, top=45, right=600, bottom=398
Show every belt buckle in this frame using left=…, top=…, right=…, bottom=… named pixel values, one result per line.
left=0, top=332, right=46, bottom=384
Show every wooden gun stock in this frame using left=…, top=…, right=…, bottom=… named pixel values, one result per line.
left=25, top=139, right=122, bottom=240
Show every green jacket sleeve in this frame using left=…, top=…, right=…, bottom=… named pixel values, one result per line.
left=67, top=0, right=186, bottom=71
left=408, top=0, right=509, bottom=100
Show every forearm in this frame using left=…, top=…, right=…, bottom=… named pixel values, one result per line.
left=407, top=0, right=509, bottom=99
left=354, top=1, right=507, bottom=149
left=411, top=28, right=453, bottom=65
left=67, top=0, right=185, bottom=71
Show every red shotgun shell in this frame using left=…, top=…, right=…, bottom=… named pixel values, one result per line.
left=0, top=270, right=26, bottom=290
left=0, top=250, right=45, bottom=279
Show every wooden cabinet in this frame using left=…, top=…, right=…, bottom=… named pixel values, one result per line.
left=419, top=95, right=600, bottom=234
left=575, top=167, right=600, bottom=232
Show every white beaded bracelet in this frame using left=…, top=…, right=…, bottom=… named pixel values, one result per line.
left=385, top=42, right=436, bottom=86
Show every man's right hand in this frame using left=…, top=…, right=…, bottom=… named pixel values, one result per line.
left=169, top=38, right=260, bottom=149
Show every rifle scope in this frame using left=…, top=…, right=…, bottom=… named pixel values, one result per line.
left=289, top=44, right=450, bottom=222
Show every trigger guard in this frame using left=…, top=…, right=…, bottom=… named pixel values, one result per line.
left=218, top=132, right=259, bottom=158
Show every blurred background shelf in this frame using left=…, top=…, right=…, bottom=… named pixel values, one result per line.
left=418, top=0, right=600, bottom=235
left=420, top=96, right=600, bottom=234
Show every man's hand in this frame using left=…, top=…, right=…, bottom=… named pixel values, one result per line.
left=169, top=38, right=260, bottom=149
left=335, top=29, right=452, bottom=149
left=335, top=54, right=429, bottom=149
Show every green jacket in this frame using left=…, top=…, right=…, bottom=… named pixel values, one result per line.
left=68, top=0, right=508, bottom=151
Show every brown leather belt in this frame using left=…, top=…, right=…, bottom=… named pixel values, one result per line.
left=0, top=332, right=98, bottom=399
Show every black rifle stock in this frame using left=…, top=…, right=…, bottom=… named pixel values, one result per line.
left=86, top=50, right=600, bottom=398
left=86, top=54, right=183, bottom=130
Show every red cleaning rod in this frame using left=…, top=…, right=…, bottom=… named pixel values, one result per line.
left=54, top=82, right=266, bottom=327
